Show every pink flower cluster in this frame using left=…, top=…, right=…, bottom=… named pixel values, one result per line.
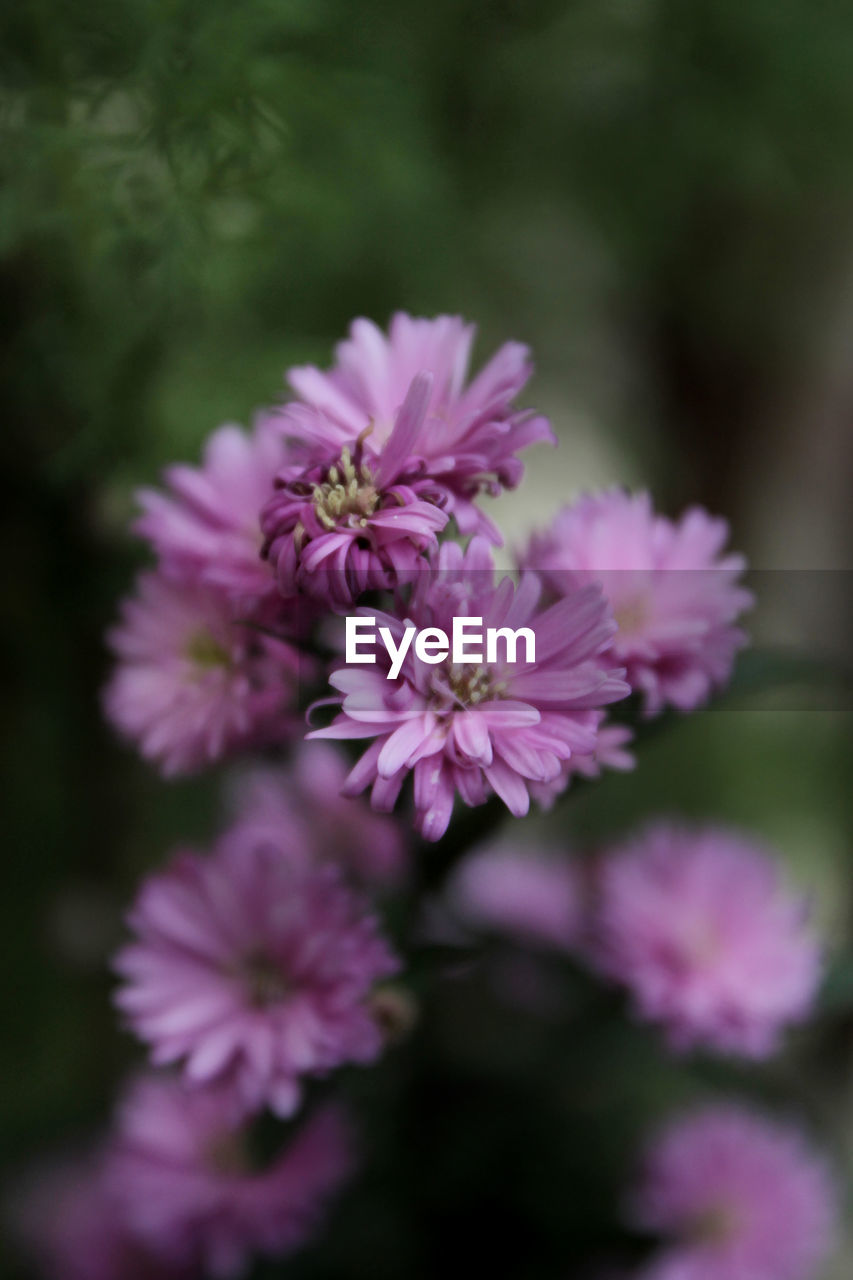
left=102, top=314, right=751, bottom=828
left=75, top=311, right=833, bottom=1280
left=444, top=822, right=822, bottom=1065
left=13, top=750, right=400, bottom=1279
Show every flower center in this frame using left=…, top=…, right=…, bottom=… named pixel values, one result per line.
left=444, top=663, right=507, bottom=707
left=613, top=594, right=649, bottom=637
left=238, top=951, right=291, bottom=1008
left=312, top=446, right=379, bottom=532
left=185, top=629, right=231, bottom=669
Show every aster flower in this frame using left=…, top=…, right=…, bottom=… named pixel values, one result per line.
left=286, top=313, right=553, bottom=528
left=448, top=842, right=584, bottom=953
left=103, top=571, right=304, bottom=777
left=9, top=1149, right=192, bottom=1280
left=108, top=1076, right=354, bottom=1278
left=224, top=742, right=409, bottom=886
left=520, top=489, right=752, bottom=716
left=630, top=1105, right=836, bottom=1280
left=309, top=538, right=629, bottom=841
left=114, top=832, right=400, bottom=1116
left=262, top=313, right=554, bottom=606
left=262, top=373, right=450, bottom=607
left=591, top=824, right=821, bottom=1057
left=134, top=419, right=286, bottom=608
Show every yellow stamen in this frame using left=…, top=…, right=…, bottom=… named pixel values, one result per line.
left=309, top=447, right=380, bottom=532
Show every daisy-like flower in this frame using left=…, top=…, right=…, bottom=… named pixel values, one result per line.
left=103, top=571, right=304, bottom=777
left=224, top=742, right=409, bottom=887
left=630, top=1105, right=836, bottom=1280
left=108, top=1075, right=354, bottom=1279
left=114, top=831, right=400, bottom=1116
left=520, top=489, right=752, bottom=716
left=262, top=373, right=449, bottom=607
left=262, top=313, right=554, bottom=607
left=134, top=419, right=287, bottom=608
left=309, top=538, right=629, bottom=841
left=9, top=1148, right=193, bottom=1280
left=591, top=824, right=821, bottom=1057
left=448, top=842, right=584, bottom=953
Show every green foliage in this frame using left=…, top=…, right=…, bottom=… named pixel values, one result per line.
left=6, top=0, right=853, bottom=482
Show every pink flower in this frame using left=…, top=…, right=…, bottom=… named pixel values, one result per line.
left=224, top=742, right=409, bottom=887
left=630, top=1105, right=836, bottom=1280
left=261, top=313, right=554, bottom=606
left=591, top=824, right=822, bottom=1057
left=448, top=843, right=584, bottom=952
left=528, top=714, right=634, bottom=809
left=309, top=538, right=629, bottom=841
left=287, top=314, right=553, bottom=528
left=108, top=1075, right=354, bottom=1278
left=114, top=830, right=400, bottom=1116
left=9, top=1149, right=192, bottom=1280
left=134, top=419, right=286, bottom=608
left=103, top=571, right=304, bottom=776
left=520, top=489, right=752, bottom=716
left=262, top=373, right=449, bottom=607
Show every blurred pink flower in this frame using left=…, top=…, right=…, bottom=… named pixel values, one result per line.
left=115, top=833, right=399, bottom=1116
left=592, top=824, right=821, bottom=1057
left=9, top=1148, right=192, bottom=1280
left=309, top=538, right=629, bottom=841
left=103, top=571, right=304, bottom=777
left=224, top=742, right=409, bottom=887
left=108, top=1076, right=354, bottom=1278
left=520, top=489, right=752, bottom=716
left=134, top=420, right=286, bottom=608
left=448, top=843, right=584, bottom=953
left=630, top=1104, right=836, bottom=1280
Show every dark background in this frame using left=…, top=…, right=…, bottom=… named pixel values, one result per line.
left=2, top=2, right=853, bottom=1276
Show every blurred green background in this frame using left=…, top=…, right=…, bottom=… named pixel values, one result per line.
left=2, top=1, right=853, bottom=1276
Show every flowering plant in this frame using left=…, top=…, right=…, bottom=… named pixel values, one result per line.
left=13, top=314, right=839, bottom=1280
